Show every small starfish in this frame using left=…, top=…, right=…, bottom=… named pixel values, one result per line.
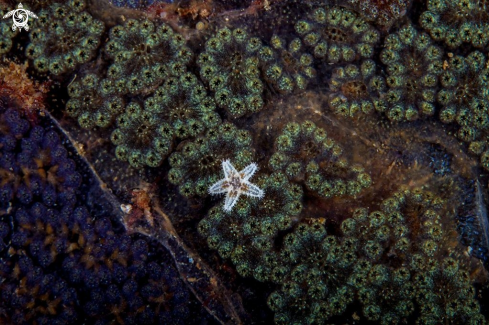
left=209, top=159, right=264, bottom=212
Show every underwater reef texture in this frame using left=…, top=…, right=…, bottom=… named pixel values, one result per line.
left=1, top=0, right=489, bottom=324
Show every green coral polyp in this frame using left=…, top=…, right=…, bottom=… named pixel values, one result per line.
left=336, top=189, right=484, bottom=324
left=261, top=35, right=316, bottom=93
left=419, top=0, right=489, bottom=48
left=269, top=221, right=356, bottom=324
left=346, top=0, right=410, bottom=27
left=26, top=1, right=104, bottom=75
left=436, top=51, right=489, bottom=167
left=66, top=74, right=124, bottom=129
left=328, top=59, right=385, bottom=118
left=105, top=19, right=192, bottom=95
left=145, top=72, right=221, bottom=139
left=111, top=102, right=174, bottom=168
left=108, top=71, right=221, bottom=168
left=197, top=27, right=267, bottom=118
left=270, top=121, right=371, bottom=198
left=380, top=23, right=443, bottom=122
left=438, top=52, right=489, bottom=115
left=295, top=6, right=380, bottom=63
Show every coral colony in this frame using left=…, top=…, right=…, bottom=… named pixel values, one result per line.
left=1, top=0, right=489, bottom=324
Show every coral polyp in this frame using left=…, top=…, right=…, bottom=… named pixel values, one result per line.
left=419, top=0, right=489, bottom=48
left=66, top=74, right=124, bottom=128
left=25, top=0, right=104, bottom=75
left=145, top=72, right=221, bottom=139
left=339, top=189, right=485, bottom=324
left=263, top=35, right=316, bottom=93
left=295, top=6, right=380, bottom=63
left=436, top=51, right=489, bottom=167
left=343, top=0, right=411, bottom=27
left=437, top=52, right=488, bottom=123
left=269, top=121, right=371, bottom=198
left=269, top=221, right=355, bottom=324
left=197, top=27, right=266, bottom=118
left=328, top=59, right=386, bottom=118
left=111, top=102, right=174, bottom=168
left=380, top=23, right=443, bottom=121
left=105, top=18, right=193, bottom=95
left=109, top=71, right=221, bottom=167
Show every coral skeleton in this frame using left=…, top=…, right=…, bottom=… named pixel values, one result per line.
left=209, top=159, right=264, bottom=212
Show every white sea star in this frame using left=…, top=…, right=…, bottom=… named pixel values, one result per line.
left=208, top=159, right=264, bottom=212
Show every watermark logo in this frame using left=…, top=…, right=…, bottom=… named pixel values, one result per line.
left=2, top=3, right=37, bottom=32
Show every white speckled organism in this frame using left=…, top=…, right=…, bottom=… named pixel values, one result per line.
left=209, top=159, right=264, bottom=212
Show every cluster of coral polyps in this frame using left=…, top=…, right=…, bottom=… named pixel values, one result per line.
left=0, top=103, right=206, bottom=324
left=1, top=0, right=489, bottom=323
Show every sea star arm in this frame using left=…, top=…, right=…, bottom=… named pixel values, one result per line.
left=224, top=192, right=240, bottom=212
left=208, top=179, right=228, bottom=195
left=243, top=181, right=264, bottom=198
left=222, top=159, right=238, bottom=179
left=240, top=163, right=258, bottom=181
